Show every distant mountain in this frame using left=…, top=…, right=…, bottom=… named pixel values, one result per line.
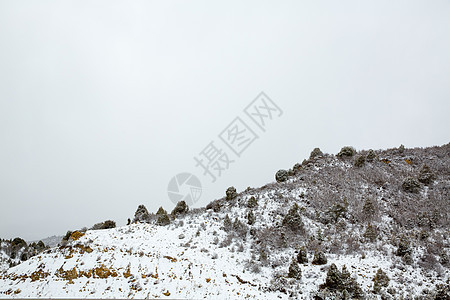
left=30, top=235, right=63, bottom=248
left=1, top=144, right=448, bottom=299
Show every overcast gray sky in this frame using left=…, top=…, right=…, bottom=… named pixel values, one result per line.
left=1, top=1, right=449, bottom=241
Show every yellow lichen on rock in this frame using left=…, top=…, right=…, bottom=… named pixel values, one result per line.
left=75, top=244, right=93, bottom=254
left=163, top=255, right=177, bottom=262
left=71, top=231, right=85, bottom=241
left=123, top=268, right=132, bottom=278
left=29, top=268, right=50, bottom=282
left=56, top=267, right=79, bottom=284
left=94, top=265, right=117, bottom=279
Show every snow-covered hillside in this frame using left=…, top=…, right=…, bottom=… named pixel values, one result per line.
left=0, top=144, right=449, bottom=299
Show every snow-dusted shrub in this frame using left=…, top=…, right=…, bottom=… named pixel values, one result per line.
left=396, top=235, right=412, bottom=257
left=91, top=220, right=116, bottom=230
left=247, top=210, right=255, bottom=225
left=275, top=169, right=288, bottom=182
left=171, top=201, right=189, bottom=217
left=417, top=211, right=441, bottom=229
left=155, top=207, right=170, bottom=226
left=419, top=252, right=439, bottom=272
left=325, top=199, right=348, bottom=223
left=218, top=234, right=232, bottom=248
left=247, top=196, right=258, bottom=208
left=354, top=155, right=365, bottom=167
left=363, top=224, right=377, bottom=242
left=36, top=240, right=45, bottom=250
left=337, top=146, right=355, bottom=158
left=268, top=271, right=289, bottom=294
left=361, top=198, right=377, bottom=222
left=312, top=250, right=327, bottom=265
left=11, top=238, right=26, bottom=249
left=232, top=217, right=248, bottom=239
left=259, top=248, right=268, bottom=264
left=133, top=204, right=150, bottom=223
left=223, top=214, right=232, bottom=232
left=282, top=203, right=304, bottom=232
left=402, top=176, right=421, bottom=193
left=366, top=149, right=376, bottom=161
left=206, top=199, right=221, bottom=212
left=297, top=246, right=308, bottom=264
left=440, top=251, right=449, bottom=267
left=432, top=283, right=450, bottom=299
left=418, top=164, right=435, bottom=184
left=292, top=162, right=302, bottom=173
left=310, top=147, right=323, bottom=159
left=225, top=186, right=238, bottom=200
left=287, top=258, right=301, bottom=279
left=319, top=264, right=364, bottom=299
left=62, top=231, right=73, bottom=243
left=344, top=233, right=361, bottom=254
left=249, top=263, right=261, bottom=273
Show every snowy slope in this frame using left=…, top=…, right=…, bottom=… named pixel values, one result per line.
left=0, top=144, right=449, bottom=299
left=1, top=222, right=287, bottom=299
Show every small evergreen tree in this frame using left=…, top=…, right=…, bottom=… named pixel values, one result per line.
left=156, top=207, right=170, bottom=226
left=396, top=235, right=412, bottom=257
left=297, top=246, right=308, bottom=264
left=362, top=198, right=376, bottom=220
left=171, top=201, right=189, bottom=216
left=337, top=146, right=355, bottom=158
left=91, top=220, right=116, bottom=230
left=275, top=169, right=288, bottom=182
left=418, top=164, right=434, bottom=185
left=223, top=214, right=232, bottom=232
left=363, top=224, right=377, bottom=242
left=366, top=149, right=376, bottom=161
left=282, top=203, right=304, bottom=232
left=287, top=258, right=302, bottom=279
left=226, top=186, right=238, bottom=200
left=402, top=177, right=421, bottom=193
left=232, top=217, right=247, bottom=238
left=247, top=210, right=256, bottom=225
left=312, top=250, right=327, bottom=265
left=133, top=204, right=150, bottom=223
left=310, top=147, right=323, bottom=159
left=247, top=196, right=258, bottom=208
left=354, top=155, right=365, bottom=167
left=373, top=268, right=389, bottom=293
